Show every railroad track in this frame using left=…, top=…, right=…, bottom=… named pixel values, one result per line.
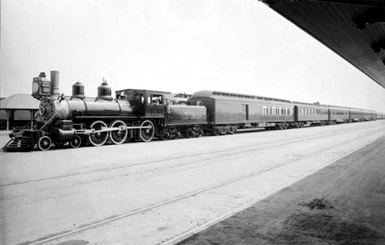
left=1, top=123, right=368, bottom=189
left=20, top=125, right=385, bottom=245
left=1, top=124, right=378, bottom=206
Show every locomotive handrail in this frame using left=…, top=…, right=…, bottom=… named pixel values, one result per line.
left=40, top=110, right=61, bottom=130
left=12, top=111, right=41, bottom=132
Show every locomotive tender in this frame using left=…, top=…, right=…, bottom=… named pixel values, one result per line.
left=2, top=71, right=378, bottom=151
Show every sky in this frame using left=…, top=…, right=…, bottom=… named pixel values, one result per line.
left=1, top=0, right=385, bottom=112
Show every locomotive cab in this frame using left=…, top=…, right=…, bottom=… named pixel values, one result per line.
left=116, top=89, right=170, bottom=118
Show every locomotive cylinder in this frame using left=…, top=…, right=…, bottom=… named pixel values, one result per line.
left=53, top=128, right=76, bottom=141
left=50, top=71, right=60, bottom=96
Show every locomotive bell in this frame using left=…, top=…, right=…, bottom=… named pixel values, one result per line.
left=97, top=80, right=112, bottom=100
left=72, top=81, right=85, bottom=99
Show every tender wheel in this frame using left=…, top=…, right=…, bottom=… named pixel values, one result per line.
left=186, top=128, right=195, bottom=138
left=89, top=120, right=109, bottom=146
left=160, top=129, right=170, bottom=140
left=197, top=129, right=204, bottom=137
left=139, top=120, right=155, bottom=142
left=227, top=125, right=235, bottom=134
left=160, top=132, right=170, bottom=140
left=170, top=128, right=180, bottom=139
left=38, top=136, right=52, bottom=151
left=109, top=120, right=128, bottom=144
left=70, top=135, right=82, bottom=148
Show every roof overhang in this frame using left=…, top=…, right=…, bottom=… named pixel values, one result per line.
left=261, top=0, right=385, bottom=89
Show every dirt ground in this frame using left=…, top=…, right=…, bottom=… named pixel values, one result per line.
left=179, top=136, right=385, bottom=245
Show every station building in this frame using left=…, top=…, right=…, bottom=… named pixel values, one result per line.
left=0, top=94, right=40, bottom=130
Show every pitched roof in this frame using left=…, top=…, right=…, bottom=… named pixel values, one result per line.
left=0, top=94, right=40, bottom=109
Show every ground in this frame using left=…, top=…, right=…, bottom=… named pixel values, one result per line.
left=1, top=122, right=385, bottom=244
left=180, top=136, right=385, bottom=245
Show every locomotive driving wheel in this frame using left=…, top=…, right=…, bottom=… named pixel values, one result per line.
left=139, top=120, right=155, bottom=142
left=38, top=136, right=52, bottom=151
left=109, top=120, right=128, bottom=144
left=89, top=120, right=109, bottom=146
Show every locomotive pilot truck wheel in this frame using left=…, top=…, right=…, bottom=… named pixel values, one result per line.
left=38, top=136, right=52, bottom=151
left=139, top=120, right=155, bottom=142
left=70, top=135, right=82, bottom=148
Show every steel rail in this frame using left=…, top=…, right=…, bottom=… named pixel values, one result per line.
left=1, top=123, right=381, bottom=190
left=0, top=124, right=369, bottom=189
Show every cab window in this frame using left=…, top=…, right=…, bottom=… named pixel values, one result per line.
left=151, top=94, right=163, bottom=105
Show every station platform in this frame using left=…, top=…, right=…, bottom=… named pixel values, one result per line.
left=179, top=136, right=385, bottom=244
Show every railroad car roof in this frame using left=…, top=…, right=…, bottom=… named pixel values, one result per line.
left=191, top=90, right=291, bottom=103
left=191, top=91, right=380, bottom=114
left=166, top=93, right=192, bottom=98
left=291, top=101, right=328, bottom=108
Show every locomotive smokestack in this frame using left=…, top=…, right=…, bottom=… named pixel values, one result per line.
left=50, top=70, right=60, bottom=96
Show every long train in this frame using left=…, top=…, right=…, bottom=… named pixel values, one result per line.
left=2, top=71, right=382, bottom=151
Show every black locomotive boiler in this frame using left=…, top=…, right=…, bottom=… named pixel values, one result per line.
left=4, top=71, right=207, bottom=151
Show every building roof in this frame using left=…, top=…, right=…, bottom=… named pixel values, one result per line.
left=0, top=94, right=40, bottom=109
left=261, top=0, right=385, bottom=89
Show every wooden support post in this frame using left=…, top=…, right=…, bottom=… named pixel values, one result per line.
left=6, top=110, right=10, bottom=131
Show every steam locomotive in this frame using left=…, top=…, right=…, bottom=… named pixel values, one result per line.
left=3, top=71, right=379, bottom=151
left=4, top=71, right=206, bottom=151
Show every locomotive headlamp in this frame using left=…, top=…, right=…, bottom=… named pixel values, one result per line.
left=32, top=82, right=39, bottom=94
left=31, top=71, right=55, bottom=100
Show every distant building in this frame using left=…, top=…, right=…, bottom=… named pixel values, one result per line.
left=0, top=94, right=40, bottom=130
